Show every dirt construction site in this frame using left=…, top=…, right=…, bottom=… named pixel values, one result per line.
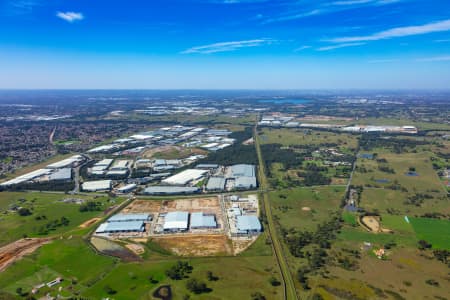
left=119, top=196, right=260, bottom=256
left=0, top=238, right=52, bottom=272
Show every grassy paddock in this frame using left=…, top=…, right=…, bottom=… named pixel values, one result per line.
left=409, top=217, right=450, bottom=250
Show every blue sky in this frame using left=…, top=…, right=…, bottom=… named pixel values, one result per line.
left=1, top=0, right=450, bottom=89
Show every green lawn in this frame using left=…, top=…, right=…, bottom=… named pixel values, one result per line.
left=0, top=192, right=123, bottom=246
left=409, top=217, right=450, bottom=250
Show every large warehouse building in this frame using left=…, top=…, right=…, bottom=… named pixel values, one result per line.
left=163, top=211, right=189, bottom=232
left=95, top=213, right=151, bottom=234
left=162, top=169, right=207, bottom=185
left=108, top=213, right=151, bottom=222
left=190, top=212, right=217, bottom=229
left=236, top=215, right=262, bottom=234
left=206, top=177, right=226, bottom=191
left=143, top=186, right=200, bottom=195
left=82, top=180, right=112, bottom=192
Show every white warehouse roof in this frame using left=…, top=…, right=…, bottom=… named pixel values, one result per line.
left=162, top=169, right=207, bottom=185
left=163, top=211, right=189, bottom=231
left=82, top=180, right=112, bottom=191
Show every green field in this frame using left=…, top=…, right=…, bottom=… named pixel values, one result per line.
left=269, top=186, right=345, bottom=232
left=0, top=192, right=123, bottom=246
left=409, top=217, right=450, bottom=250
left=261, top=128, right=358, bottom=149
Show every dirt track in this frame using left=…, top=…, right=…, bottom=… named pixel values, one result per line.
left=0, top=238, right=52, bottom=272
left=79, top=217, right=101, bottom=228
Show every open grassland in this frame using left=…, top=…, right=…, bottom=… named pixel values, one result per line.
left=260, top=128, right=358, bottom=149
left=359, top=188, right=450, bottom=215
left=409, top=217, right=450, bottom=250
left=0, top=237, right=117, bottom=297
left=353, top=151, right=445, bottom=193
left=0, top=192, right=123, bottom=246
left=0, top=235, right=282, bottom=300
left=84, top=256, right=282, bottom=300
left=270, top=186, right=345, bottom=232
left=314, top=247, right=450, bottom=300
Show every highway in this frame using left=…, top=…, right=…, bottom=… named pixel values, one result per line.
left=254, top=121, right=299, bottom=300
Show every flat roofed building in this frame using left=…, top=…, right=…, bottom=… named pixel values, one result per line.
left=163, top=211, right=189, bottom=232
left=190, top=212, right=216, bottom=229
left=236, top=215, right=261, bottom=234
left=230, top=164, right=255, bottom=177
left=206, top=177, right=226, bottom=191
left=46, top=155, right=84, bottom=169
left=196, top=164, right=219, bottom=170
left=49, top=168, right=72, bottom=181
left=117, top=184, right=137, bottom=193
left=143, top=186, right=199, bottom=195
left=108, top=213, right=150, bottom=222
left=110, top=160, right=130, bottom=170
left=101, top=221, right=145, bottom=233
left=82, top=180, right=112, bottom=192
left=234, top=176, right=257, bottom=190
left=95, top=159, right=114, bottom=167
left=162, top=169, right=207, bottom=185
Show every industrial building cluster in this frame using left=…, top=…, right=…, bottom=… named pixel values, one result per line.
left=94, top=194, right=261, bottom=238
left=86, top=125, right=235, bottom=155
left=0, top=155, right=86, bottom=187
left=258, top=115, right=418, bottom=134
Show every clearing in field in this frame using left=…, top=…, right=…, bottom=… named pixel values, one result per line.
left=152, top=234, right=233, bottom=256
left=360, top=216, right=392, bottom=233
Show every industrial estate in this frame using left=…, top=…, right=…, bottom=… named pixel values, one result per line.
left=0, top=92, right=449, bottom=300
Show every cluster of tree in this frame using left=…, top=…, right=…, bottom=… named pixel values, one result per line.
left=433, top=250, right=449, bottom=265
left=359, top=135, right=428, bottom=153
left=298, top=171, right=332, bottom=186
left=261, top=144, right=303, bottom=172
left=165, top=261, right=193, bottom=280
left=185, top=278, right=210, bottom=294
left=17, top=207, right=32, bottom=216
left=378, top=165, right=395, bottom=174
left=404, top=193, right=433, bottom=206
left=196, top=143, right=258, bottom=166
left=36, top=216, right=70, bottom=235
left=284, top=214, right=342, bottom=258
left=79, top=201, right=103, bottom=212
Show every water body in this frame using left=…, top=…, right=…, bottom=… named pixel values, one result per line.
left=258, top=99, right=310, bottom=104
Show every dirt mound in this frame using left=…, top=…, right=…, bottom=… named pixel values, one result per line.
left=0, top=238, right=51, bottom=272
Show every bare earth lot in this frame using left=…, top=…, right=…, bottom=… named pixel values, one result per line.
left=0, top=238, right=52, bottom=272
left=152, top=234, right=233, bottom=256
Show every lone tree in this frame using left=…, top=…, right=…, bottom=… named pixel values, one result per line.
left=186, top=278, right=209, bottom=294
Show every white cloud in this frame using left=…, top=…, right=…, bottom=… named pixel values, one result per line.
left=56, top=11, right=84, bottom=23
left=415, top=56, right=450, bottom=62
left=294, top=45, right=312, bottom=52
left=327, top=19, right=450, bottom=43
left=317, top=42, right=365, bottom=51
left=182, top=38, right=276, bottom=54
left=263, top=9, right=323, bottom=23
